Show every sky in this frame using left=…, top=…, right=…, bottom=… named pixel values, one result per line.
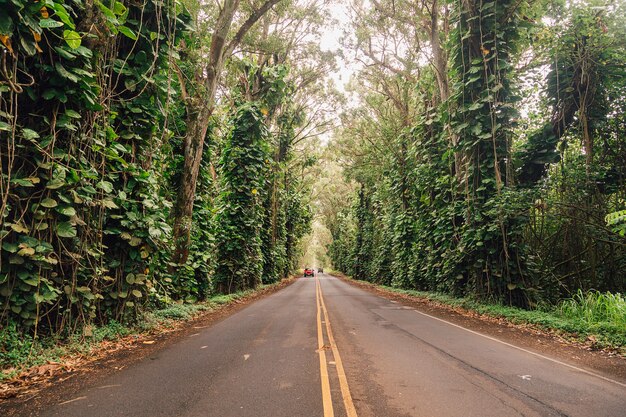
left=317, top=1, right=357, bottom=93
left=311, top=1, right=362, bottom=143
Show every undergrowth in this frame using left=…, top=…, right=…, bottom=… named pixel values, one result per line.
left=374, top=284, right=626, bottom=351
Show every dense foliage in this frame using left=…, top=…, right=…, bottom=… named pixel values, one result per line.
left=326, top=0, right=625, bottom=307
left=0, top=1, right=318, bottom=338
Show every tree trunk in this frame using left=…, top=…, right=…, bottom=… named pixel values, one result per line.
left=171, top=0, right=283, bottom=265
left=171, top=105, right=213, bottom=264
left=430, top=0, right=449, bottom=103
left=171, top=0, right=240, bottom=264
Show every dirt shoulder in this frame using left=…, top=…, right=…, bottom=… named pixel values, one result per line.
left=0, top=277, right=295, bottom=415
left=336, top=274, right=626, bottom=383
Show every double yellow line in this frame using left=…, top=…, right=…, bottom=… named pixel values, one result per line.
left=315, top=276, right=358, bottom=417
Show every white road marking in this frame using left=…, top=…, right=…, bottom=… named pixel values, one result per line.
left=244, top=354, right=250, bottom=361
left=200, top=345, right=208, bottom=349
left=412, top=309, right=626, bottom=388
left=519, top=375, right=532, bottom=380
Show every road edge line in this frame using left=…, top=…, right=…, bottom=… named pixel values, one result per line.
left=412, top=309, right=626, bottom=388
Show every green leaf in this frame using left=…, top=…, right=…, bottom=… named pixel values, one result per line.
left=11, top=178, right=35, bottom=187
left=56, top=205, right=76, bottom=216
left=23, top=277, right=39, bottom=286
left=0, top=14, right=15, bottom=35
left=20, top=37, right=37, bottom=56
left=40, top=198, right=58, bottom=208
left=22, top=128, right=40, bottom=140
left=56, top=221, right=77, bottom=238
left=97, top=2, right=119, bottom=25
left=46, top=178, right=65, bottom=189
left=53, top=5, right=75, bottom=29
left=42, top=89, right=58, bottom=100
left=101, top=198, right=119, bottom=209
left=65, top=109, right=81, bottom=119
left=118, top=26, right=137, bottom=40
left=2, top=242, right=19, bottom=253
left=80, top=185, right=97, bottom=194
left=55, top=62, right=79, bottom=82
left=54, top=46, right=78, bottom=60
left=97, top=181, right=114, bottom=193
left=35, top=222, right=49, bottom=231
left=113, top=1, right=127, bottom=15
left=148, top=226, right=161, bottom=239
left=62, top=30, right=81, bottom=49
left=39, top=18, right=64, bottom=28
left=74, top=46, right=93, bottom=58
left=112, top=143, right=128, bottom=153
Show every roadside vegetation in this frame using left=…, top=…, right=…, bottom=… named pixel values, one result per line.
left=1, top=1, right=334, bottom=366
left=339, top=273, right=626, bottom=352
left=317, top=0, right=625, bottom=335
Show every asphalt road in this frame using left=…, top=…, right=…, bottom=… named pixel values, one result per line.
left=33, top=275, right=626, bottom=417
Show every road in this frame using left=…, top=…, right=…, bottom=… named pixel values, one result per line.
left=29, top=275, right=626, bottom=417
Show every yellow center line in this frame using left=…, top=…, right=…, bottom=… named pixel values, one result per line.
left=316, top=276, right=334, bottom=417
left=317, top=276, right=358, bottom=417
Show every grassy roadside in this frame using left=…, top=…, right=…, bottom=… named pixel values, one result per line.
left=333, top=273, right=626, bottom=354
left=0, top=278, right=293, bottom=382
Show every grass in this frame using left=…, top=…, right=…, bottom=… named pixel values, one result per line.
left=559, top=290, right=626, bottom=329
left=351, top=279, right=626, bottom=352
left=0, top=282, right=282, bottom=382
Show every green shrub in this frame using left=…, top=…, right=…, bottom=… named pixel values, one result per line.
left=91, top=321, right=132, bottom=342
left=0, top=322, right=34, bottom=369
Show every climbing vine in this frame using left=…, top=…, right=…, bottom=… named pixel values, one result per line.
left=0, top=0, right=191, bottom=333
left=326, top=0, right=625, bottom=307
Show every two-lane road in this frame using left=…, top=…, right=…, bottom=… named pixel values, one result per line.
left=21, top=275, right=626, bottom=416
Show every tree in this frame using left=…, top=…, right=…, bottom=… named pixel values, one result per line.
left=172, top=0, right=282, bottom=265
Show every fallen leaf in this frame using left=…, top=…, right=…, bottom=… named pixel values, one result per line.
left=0, top=35, right=14, bottom=57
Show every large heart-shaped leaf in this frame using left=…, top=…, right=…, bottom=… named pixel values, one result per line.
left=56, top=221, right=77, bottom=238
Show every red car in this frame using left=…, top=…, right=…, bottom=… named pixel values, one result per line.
left=303, top=267, right=314, bottom=277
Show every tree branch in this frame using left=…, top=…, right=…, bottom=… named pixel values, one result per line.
left=223, top=0, right=283, bottom=59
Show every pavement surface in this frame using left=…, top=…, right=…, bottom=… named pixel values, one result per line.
left=20, top=275, right=626, bottom=416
